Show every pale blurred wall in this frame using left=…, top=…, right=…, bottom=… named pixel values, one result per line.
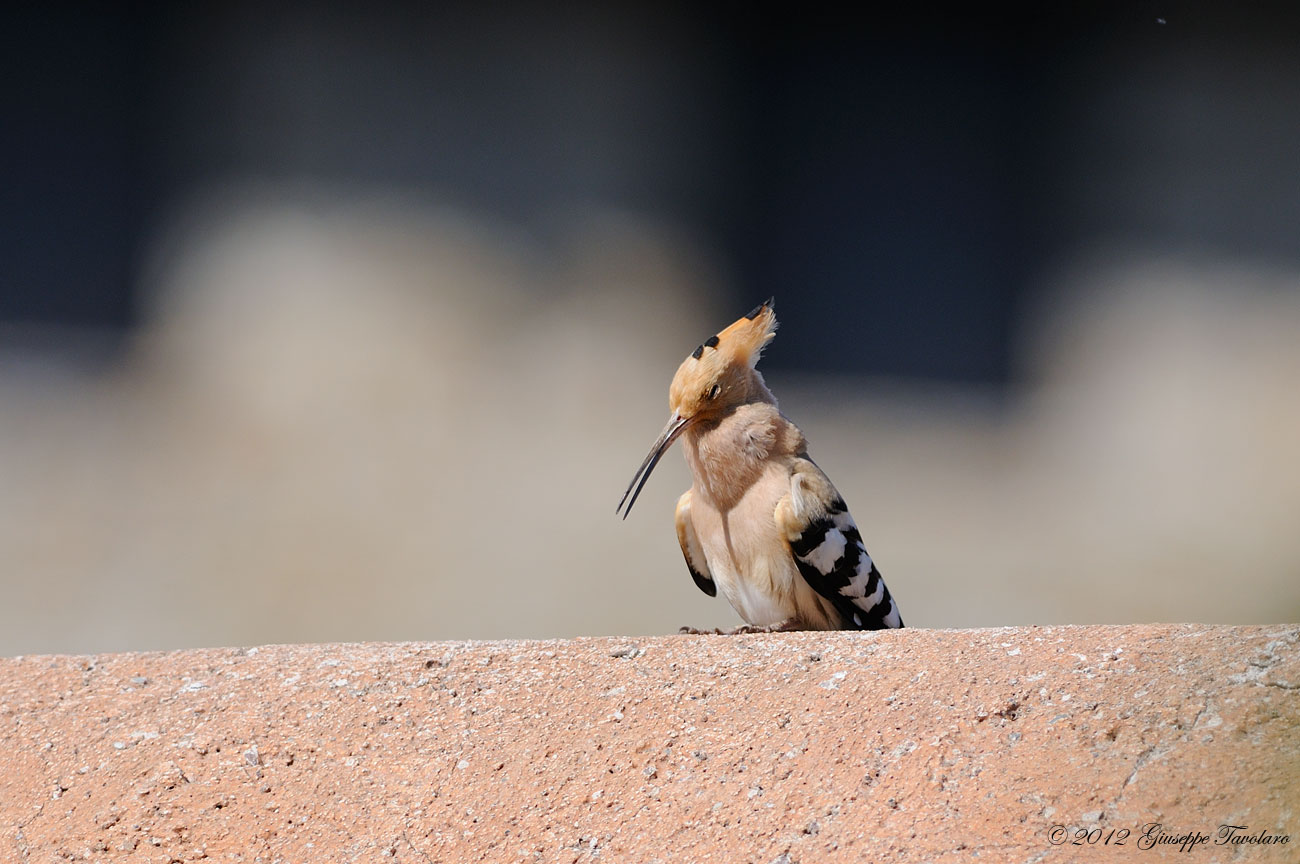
left=2, top=5, right=1299, bottom=656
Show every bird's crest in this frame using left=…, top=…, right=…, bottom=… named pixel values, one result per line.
left=689, top=297, right=777, bottom=370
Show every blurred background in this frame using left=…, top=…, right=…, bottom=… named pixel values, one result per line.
left=2, top=3, right=1298, bottom=656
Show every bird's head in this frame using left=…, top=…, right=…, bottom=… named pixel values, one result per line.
left=668, top=298, right=778, bottom=423
left=617, top=298, right=778, bottom=519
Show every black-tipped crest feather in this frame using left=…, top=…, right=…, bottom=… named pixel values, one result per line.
left=745, top=297, right=775, bottom=320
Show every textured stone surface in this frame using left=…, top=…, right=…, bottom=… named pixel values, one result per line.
left=1, top=625, right=1297, bottom=862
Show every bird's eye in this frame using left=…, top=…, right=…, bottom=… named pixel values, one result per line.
left=707, top=384, right=721, bottom=400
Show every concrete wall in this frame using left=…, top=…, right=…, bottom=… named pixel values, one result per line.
left=2, top=625, right=1296, bottom=862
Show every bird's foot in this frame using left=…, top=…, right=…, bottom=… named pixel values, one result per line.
left=679, top=619, right=805, bottom=635
left=724, top=618, right=805, bottom=634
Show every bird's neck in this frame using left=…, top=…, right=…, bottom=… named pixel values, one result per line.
left=682, top=399, right=804, bottom=512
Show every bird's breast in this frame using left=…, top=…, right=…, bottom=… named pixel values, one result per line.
left=687, top=462, right=803, bottom=626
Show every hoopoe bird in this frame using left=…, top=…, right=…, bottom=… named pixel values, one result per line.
left=617, top=299, right=904, bottom=632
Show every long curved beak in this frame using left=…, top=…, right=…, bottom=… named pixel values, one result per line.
left=616, top=413, right=690, bottom=519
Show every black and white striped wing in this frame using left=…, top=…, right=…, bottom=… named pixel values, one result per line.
left=778, top=465, right=903, bottom=630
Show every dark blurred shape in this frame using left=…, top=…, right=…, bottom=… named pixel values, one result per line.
left=4, top=2, right=1300, bottom=382
left=727, top=13, right=1032, bottom=383
left=0, top=4, right=148, bottom=332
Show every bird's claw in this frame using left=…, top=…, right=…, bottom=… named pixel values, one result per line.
left=726, top=619, right=804, bottom=634
left=678, top=620, right=804, bottom=635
